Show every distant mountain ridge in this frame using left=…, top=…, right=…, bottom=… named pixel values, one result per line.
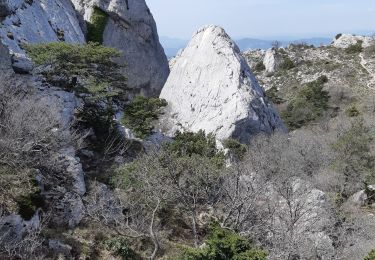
left=160, top=36, right=332, bottom=57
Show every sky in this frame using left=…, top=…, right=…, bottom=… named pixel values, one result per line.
left=147, top=0, right=375, bottom=40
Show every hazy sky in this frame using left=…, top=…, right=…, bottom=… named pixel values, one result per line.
left=147, top=0, right=375, bottom=39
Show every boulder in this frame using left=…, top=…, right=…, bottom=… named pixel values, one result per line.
left=72, top=0, right=170, bottom=96
left=159, top=25, right=284, bottom=143
left=332, top=34, right=374, bottom=49
left=263, top=48, right=281, bottom=73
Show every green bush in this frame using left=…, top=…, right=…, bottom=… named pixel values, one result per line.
left=265, top=86, right=285, bottom=104
left=104, top=237, right=137, bottom=260
left=87, top=7, right=108, bottom=44
left=165, top=130, right=225, bottom=168
left=364, top=249, right=375, bottom=260
left=180, top=223, right=267, bottom=260
left=223, top=138, right=247, bottom=160
left=254, top=61, right=265, bottom=72
left=345, top=40, right=363, bottom=54
left=281, top=76, right=330, bottom=129
left=346, top=105, right=360, bottom=117
left=25, top=42, right=125, bottom=101
left=335, top=33, right=342, bottom=40
left=280, top=57, right=295, bottom=70
left=122, top=96, right=167, bottom=139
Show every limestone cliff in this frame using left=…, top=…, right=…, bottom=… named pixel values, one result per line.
left=160, top=25, right=284, bottom=143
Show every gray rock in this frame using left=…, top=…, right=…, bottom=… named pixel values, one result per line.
left=11, top=53, right=33, bottom=74
left=0, top=41, right=12, bottom=71
left=52, top=192, right=84, bottom=228
left=159, top=25, right=284, bottom=143
left=0, top=211, right=41, bottom=242
left=72, top=0, right=170, bottom=96
left=49, top=239, right=73, bottom=258
left=0, top=0, right=85, bottom=70
left=348, top=190, right=368, bottom=207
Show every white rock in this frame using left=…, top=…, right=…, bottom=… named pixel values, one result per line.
left=159, top=25, right=284, bottom=143
left=72, top=0, right=170, bottom=96
left=263, top=48, right=281, bottom=73
left=332, top=34, right=374, bottom=49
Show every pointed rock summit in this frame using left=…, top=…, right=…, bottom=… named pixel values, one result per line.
left=160, top=25, right=284, bottom=143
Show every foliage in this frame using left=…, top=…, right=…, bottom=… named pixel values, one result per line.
left=265, top=86, right=285, bottom=104
left=180, top=223, right=267, bottom=260
left=165, top=130, right=225, bottom=168
left=254, top=61, right=265, bottom=72
left=345, top=40, right=363, bottom=54
left=25, top=42, right=125, bottom=102
left=364, top=249, right=375, bottom=260
left=281, top=76, right=330, bottom=129
left=87, top=7, right=108, bottom=44
left=279, top=57, right=295, bottom=70
left=335, top=33, right=342, bottom=40
left=331, top=118, right=375, bottom=197
left=122, top=96, right=167, bottom=139
left=104, top=237, right=137, bottom=260
left=346, top=105, right=360, bottom=117
left=223, top=138, right=247, bottom=160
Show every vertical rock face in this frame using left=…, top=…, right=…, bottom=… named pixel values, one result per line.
left=72, top=0, right=170, bottom=96
left=0, top=0, right=85, bottom=72
left=263, top=48, right=281, bottom=73
left=160, top=25, right=284, bottom=143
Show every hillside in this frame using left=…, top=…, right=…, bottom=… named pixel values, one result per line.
left=1, top=1, right=375, bottom=259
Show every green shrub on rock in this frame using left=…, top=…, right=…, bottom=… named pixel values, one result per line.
left=121, top=96, right=167, bottom=139
left=223, top=138, right=247, bottom=160
left=25, top=42, right=126, bottom=101
left=87, top=7, right=109, bottom=44
left=280, top=57, right=295, bottom=70
left=364, top=249, right=375, bottom=260
left=104, top=237, right=138, bottom=260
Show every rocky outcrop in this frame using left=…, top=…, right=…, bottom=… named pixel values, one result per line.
left=0, top=0, right=85, bottom=73
left=332, top=34, right=374, bottom=49
left=263, top=48, right=281, bottom=73
left=0, top=41, right=12, bottom=73
left=159, top=25, right=284, bottom=143
left=72, top=0, right=170, bottom=96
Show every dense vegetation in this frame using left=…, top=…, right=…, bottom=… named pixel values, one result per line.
left=87, top=7, right=109, bottom=44
left=122, top=96, right=167, bottom=139
left=281, top=75, right=330, bottom=129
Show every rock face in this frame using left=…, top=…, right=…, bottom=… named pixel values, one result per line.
left=72, top=0, right=170, bottom=96
left=0, top=42, right=12, bottom=72
left=159, top=25, right=284, bottom=143
left=332, top=34, right=374, bottom=48
left=0, top=0, right=85, bottom=73
left=0, top=0, right=168, bottom=95
left=263, top=48, right=281, bottom=73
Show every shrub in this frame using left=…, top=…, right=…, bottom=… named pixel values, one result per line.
left=281, top=76, right=330, bottom=129
left=25, top=42, right=125, bottom=101
left=346, top=105, right=360, bottom=117
left=223, top=138, right=247, bottom=160
left=364, top=249, right=375, bottom=260
left=332, top=118, right=375, bottom=197
left=254, top=61, right=265, bottom=72
left=165, top=130, right=225, bottom=167
left=364, top=44, right=375, bottom=58
left=180, top=223, right=267, bottom=260
left=265, top=86, right=284, bottom=104
left=104, top=237, right=137, bottom=260
left=122, top=96, right=167, bottom=139
left=280, top=57, right=295, bottom=70
left=87, top=7, right=108, bottom=44
left=335, top=33, right=342, bottom=40
left=345, top=40, right=363, bottom=54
